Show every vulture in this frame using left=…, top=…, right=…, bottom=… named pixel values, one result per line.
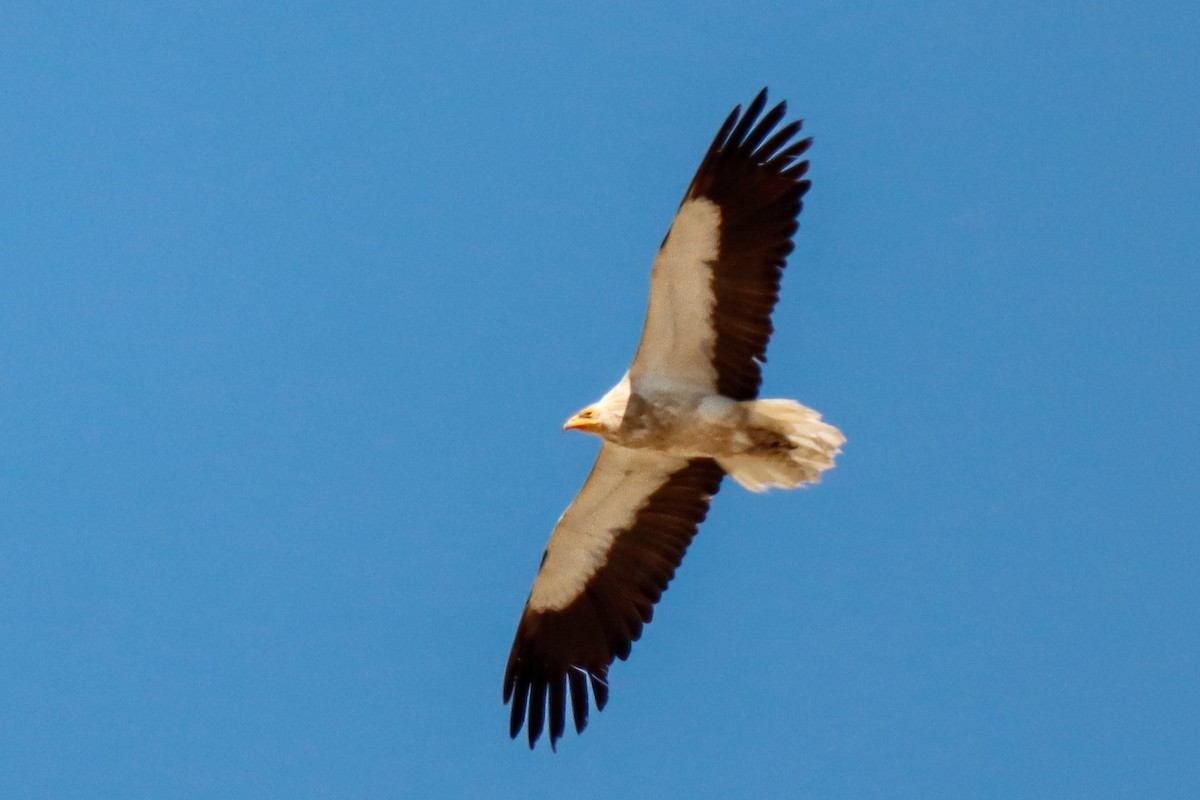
left=503, top=89, right=844, bottom=750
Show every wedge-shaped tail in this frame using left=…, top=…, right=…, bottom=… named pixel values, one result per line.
left=717, top=399, right=845, bottom=492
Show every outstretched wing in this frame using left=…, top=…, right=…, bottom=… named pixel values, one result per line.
left=504, top=445, right=724, bottom=749
left=629, top=88, right=812, bottom=400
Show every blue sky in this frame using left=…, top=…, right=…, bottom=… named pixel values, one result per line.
left=2, top=2, right=1198, bottom=797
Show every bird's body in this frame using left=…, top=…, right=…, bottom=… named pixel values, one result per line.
left=574, top=372, right=842, bottom=491
left=504, top=89, right=844, bottom=749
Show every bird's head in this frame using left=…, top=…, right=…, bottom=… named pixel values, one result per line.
left=563, top=375, right=631, bottom=437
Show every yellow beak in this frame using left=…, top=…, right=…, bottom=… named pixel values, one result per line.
left=563, top=412, right=601, bottom=433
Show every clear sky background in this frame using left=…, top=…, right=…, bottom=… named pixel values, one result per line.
left=2, top=3, right=1197, bottom=798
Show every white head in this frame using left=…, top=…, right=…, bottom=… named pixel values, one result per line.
left=562, top=374, right=631, bottom=437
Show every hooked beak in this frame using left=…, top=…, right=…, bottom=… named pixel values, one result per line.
left=563, top=412, right=602, bottom=433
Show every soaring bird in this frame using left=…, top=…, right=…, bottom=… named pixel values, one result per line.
left=503, top=89, right=844, bottom=750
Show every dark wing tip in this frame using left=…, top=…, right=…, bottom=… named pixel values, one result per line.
left=504, top=652, right=607, bottom=751
left=548, top=675, right=567, bottom=748
left=727, top=89, right=770, bottom=148
left=503, top=610, right=611, bottom=751
left=590, top=668, right=610, bottom=711
left=687, top=89, right=811, bottom=203
left=507, top=673, right=528, bottom=739
left=569, top=668, right=590, bottom=734
left=525, top=675, right=547, bottom=748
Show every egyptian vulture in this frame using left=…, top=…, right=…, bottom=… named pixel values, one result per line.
left=503, top=89, right=844, bottom=750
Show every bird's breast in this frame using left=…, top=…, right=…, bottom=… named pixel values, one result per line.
left=610, top=391, right=742, bottom=456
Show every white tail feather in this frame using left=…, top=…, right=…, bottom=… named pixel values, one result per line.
left=716, top=399, right=845, bottom=492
